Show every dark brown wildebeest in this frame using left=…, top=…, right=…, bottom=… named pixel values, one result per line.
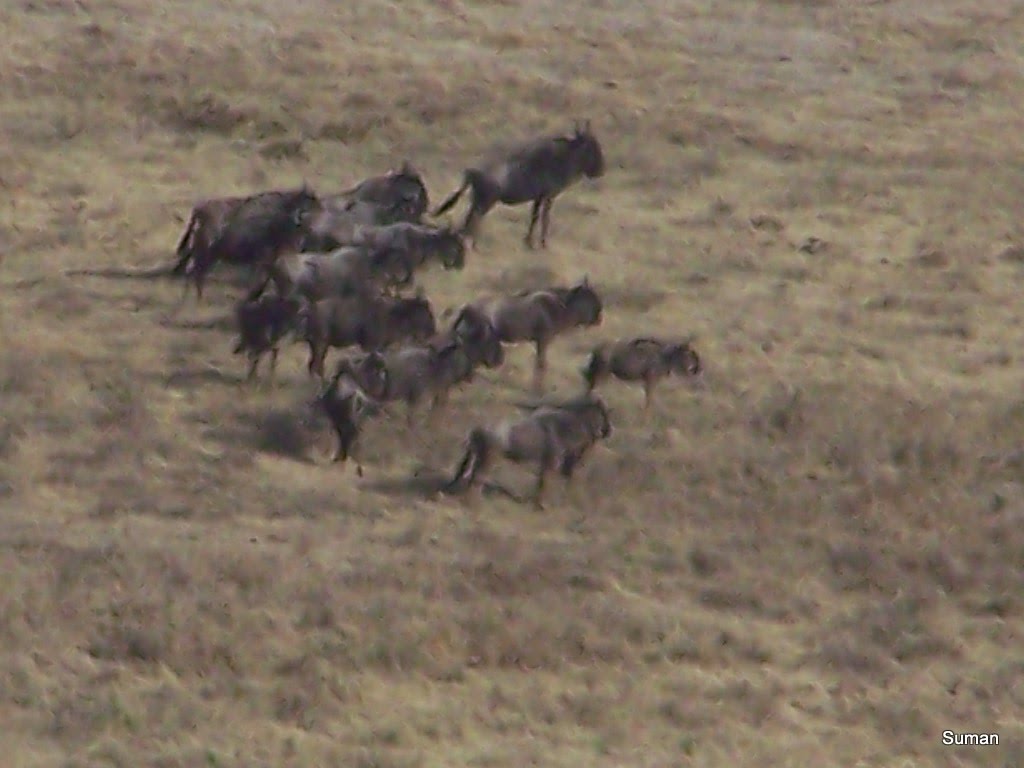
left=472, top=276, right=604, bottom=391
left=231, top=289, right=304, bottom=384
left=339, top=338, right=479, bottom=427
left=350, top=221, right=466, bottom=273
left=172, top=186, right=325, bottom=279
left=582, top=337, right=702, bottom=409
left=300, top=291, right=438, bottom=380
left=315, top=363, right=385, bottom=476
left=432, top=120, right=605, bottom=249
left=444, top=393, right=612, bottom=508
left=181, top=184, right=322, bottom=305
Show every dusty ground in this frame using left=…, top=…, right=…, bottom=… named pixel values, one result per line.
left=2, top=0, right=1024, bottom=765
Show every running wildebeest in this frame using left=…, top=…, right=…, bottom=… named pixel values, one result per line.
left=472, top=276, right=604, bottom=391
left=302, top=163, right=431, bottom=253
left=172, top=185, right=326, bottom=280
left=257, top=245, right=414, bottom=304
left=172, top=193, right=249, bottom=277
left=432, top=120, right=605, bottom=249
left=582, top=337, right=702, bottom=409
left=300, top=291, right=438, bottom=380
left=316, top=363, right=385, bottom=476
left=444, top=393, right=613, bottom=508
left=333, top=160, right=429, bottom=223
left=350, top=221, right=466, bottom=273
left=181, top=184, right=322, bottom=305
left=232, top=289, right=304, bottom=384
left=340, top=338, right=480, bottom=426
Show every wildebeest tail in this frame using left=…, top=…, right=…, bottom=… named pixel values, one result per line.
left=444, top=427, right=490, bottom=493
left=432, top=174, right=469, bottom=217
left=171, top=211, right=200, bottom=275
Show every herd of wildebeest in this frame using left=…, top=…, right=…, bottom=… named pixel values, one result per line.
left=162, top=120, right=703, bottom=507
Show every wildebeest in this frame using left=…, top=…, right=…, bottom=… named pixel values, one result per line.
left=333, top=160, right=429, bottom=224
left=258, top=245, right=415, bottom=304
left=444, top=393, right=613, bottom=508
left=582, top=337, right=702, bottom=409
left=315, top=363, right=385, bottom=476
left=300, top=292, right=438, bottom=380
left=340, top=338, right=480, bottom=426
left=302, top=164, right=432, bottom=253
left=433, top=120, right=605, bottom=249
left=182, top=184, right=322, bottom=304
left=232, top=289, right=304, bottom=383
left=472, top=276, right=604, bottom=391
left=350, top=221, right=466, bottom=273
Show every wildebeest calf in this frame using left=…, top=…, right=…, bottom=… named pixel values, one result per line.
left=473, top=276, right=603, bottom=391
left=433, top=120, right=605, bottom=249
left=300, top=292, right=437, bottom=380
left=582, top=337, right=702, bottom=409
left=444, top=393, right=613, bottom=508
left=232, top=290, right=304, bottom=384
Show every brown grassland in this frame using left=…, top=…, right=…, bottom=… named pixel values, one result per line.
left=2, top=0, right=1024, bottom=765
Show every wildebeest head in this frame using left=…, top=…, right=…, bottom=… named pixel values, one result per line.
left=570, top=393, right=612, bottom=440
left=339, top=352, right=390, bottom=401
left=289, top=182, right=322, bottom=223
left=433, top=224, right=467, bottom=270
left=568, top=120, right=605, bottom=180
left=451, top=305, right=505, bottom=368
left=665, top=341, right=702, bottom=377
left=561, top=275, right=603, bottom=327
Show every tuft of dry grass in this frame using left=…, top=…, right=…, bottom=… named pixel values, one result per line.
left=3, top=0, right=1024, bottom=765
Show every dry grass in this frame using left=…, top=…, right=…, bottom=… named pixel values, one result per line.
left=2, top=0, right=1024, bottom=765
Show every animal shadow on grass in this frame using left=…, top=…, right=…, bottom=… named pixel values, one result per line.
left=362, top=466, right=521, bottom=503
left=161, top=365, right=246, bottom=390
left=159, top=314, right=235, bottom=332
left=208, top=407, right=318, bottom=465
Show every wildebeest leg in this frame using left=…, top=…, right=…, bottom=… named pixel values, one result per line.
left=308, top=341, right=328, bottom=381
left=269, top=347, right=279, bottom=385
left=643, top=376, right=656, bottom=410
left=533, top=461, right=550, bottom=510
left=406, top=397, right=419, bottom=427
left=539, top=196, right=554, bottom=248
left=525, top=198, right=542, bottom=249
left=533, top=336, right=549, bottom=393
left=246, top=352, right=260, bottom=384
